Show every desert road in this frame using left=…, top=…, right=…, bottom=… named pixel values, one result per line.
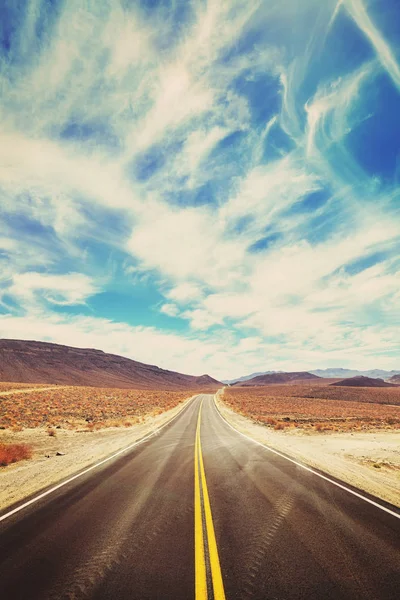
left=0, top=394, right=399, bottom=599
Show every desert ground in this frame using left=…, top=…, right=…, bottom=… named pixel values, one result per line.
left=218, top=385, right=400, bottom=507
left=0, top=382, right=64, bottom=393
left=225, top=381, right=400, bottom=429
left=0, top=384, right=194, bottom=430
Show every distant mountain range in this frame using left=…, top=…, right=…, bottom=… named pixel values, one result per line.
left=0, top=339, right=222, bottom=390
left=225, top=367, right=400, bottom=384
left=310, top=368, right=400, bottom=380
left=1, top=339, right=398, bottom=390
left=232, top=372, right=320, bottom=386
left=222, top=371, right=281, bottom=384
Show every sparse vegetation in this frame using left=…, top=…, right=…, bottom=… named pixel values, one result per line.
left=0, top=442, right=32, bottom=467
left=223, top=384, right=400, bottom=432
left=274, top=422, right=285, bottom=431
left=0, top=385, right=192, bottom=430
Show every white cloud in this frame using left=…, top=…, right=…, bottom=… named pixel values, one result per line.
left=127, top=204, right=248, bottom=286
left=344, top=0, right=400, bottom=91
left=180, top=216, right=400, bottom=348
left=221, top=155, right=320, bottom=225
left=167, top=283, right=203, bottom=303
left=0, top=311, right=273, bottom=379
left=8, top=272, right=98, bottom=307
left=304, top=61, right=376, bottom=189
left=0, top=131, right=141, bottom=214
left=175, top=126, right=229, bottom=186
left=132, top=61, right=215, bottom=151
left=105, top=12, right=153, bottom=76
left=160, top=303, right=179, bottom=317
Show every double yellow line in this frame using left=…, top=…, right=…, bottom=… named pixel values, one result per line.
left=194, top=399, right=226, bottom=600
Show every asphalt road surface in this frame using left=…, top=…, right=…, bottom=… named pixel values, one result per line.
left=0, top=394, right=399, bottom=599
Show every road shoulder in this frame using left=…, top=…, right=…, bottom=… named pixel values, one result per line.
left=215, top=392, right=400, bottom=508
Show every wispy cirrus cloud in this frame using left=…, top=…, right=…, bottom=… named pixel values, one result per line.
left=344, top=0, right=400, bottom=91
left=0, top=0, right=399, bottom=378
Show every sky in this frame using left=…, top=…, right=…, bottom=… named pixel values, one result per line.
left=0, top=0, right=399, bottom=380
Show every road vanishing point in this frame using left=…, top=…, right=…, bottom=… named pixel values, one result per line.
left=0, top=394, right=399, bottom=599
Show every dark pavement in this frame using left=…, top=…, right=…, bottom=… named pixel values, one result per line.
left=0, top=394, right=399, bottom=599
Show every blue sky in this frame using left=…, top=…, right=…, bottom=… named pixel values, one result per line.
left=0, top=0, right=399, bottom=379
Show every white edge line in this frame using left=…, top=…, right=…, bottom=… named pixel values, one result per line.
left=0, top=394, right=200, bottom=523
left=213, top=394, right=400, bottom=521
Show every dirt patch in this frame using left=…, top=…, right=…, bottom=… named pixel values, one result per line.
left=0, top=385, right=68, bottom=397
left=0, top=382, right=62, bottom=393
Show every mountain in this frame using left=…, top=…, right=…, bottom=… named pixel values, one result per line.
left=233, top=371, right=321, bottom=386
left=222, top=371, right=279, bottom=385
left=227, top=367, right=400, bottom=384
left=310, top=368, right=400, bottom=380
left=331, top=376, right=398, bottom=388
left=0, top=339, right=222, bottom=390
left=388, top=374, right=400, bottom=384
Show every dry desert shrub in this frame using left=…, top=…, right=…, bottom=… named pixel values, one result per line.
left=231, top=383, right=400, bottom=406
left=11, top=424, right=23, bottom=432
left=224, top=385, right=400, bottom=433
left=0, top=443, right=32, bottom=467
left=274, top=423, right=285, bottom=430
left=0, top=386, right=190, bottom=430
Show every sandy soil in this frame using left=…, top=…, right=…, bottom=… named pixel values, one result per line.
left=0, top=394, right=195, bottom=511
left=0, top=385, right=67, bottom=396
left=216, top=393, right=400, bottom=508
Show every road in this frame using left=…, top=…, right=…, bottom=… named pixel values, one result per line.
left=0, top=394, right=399, bottom=599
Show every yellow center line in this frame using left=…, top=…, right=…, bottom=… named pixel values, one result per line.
left=195, top=399, right=226, bottom=600
left=195, top=402, right=207, bottom=600
left=198, top=427, right=226, bottom=600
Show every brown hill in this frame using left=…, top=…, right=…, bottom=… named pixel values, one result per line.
left=0, top=339, right=222, bottom=390
left=233, top=371, right=321, bottom=386
left=388, top=374, right=400, bottom=384
left=331, top=376, right=397, bottom=388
